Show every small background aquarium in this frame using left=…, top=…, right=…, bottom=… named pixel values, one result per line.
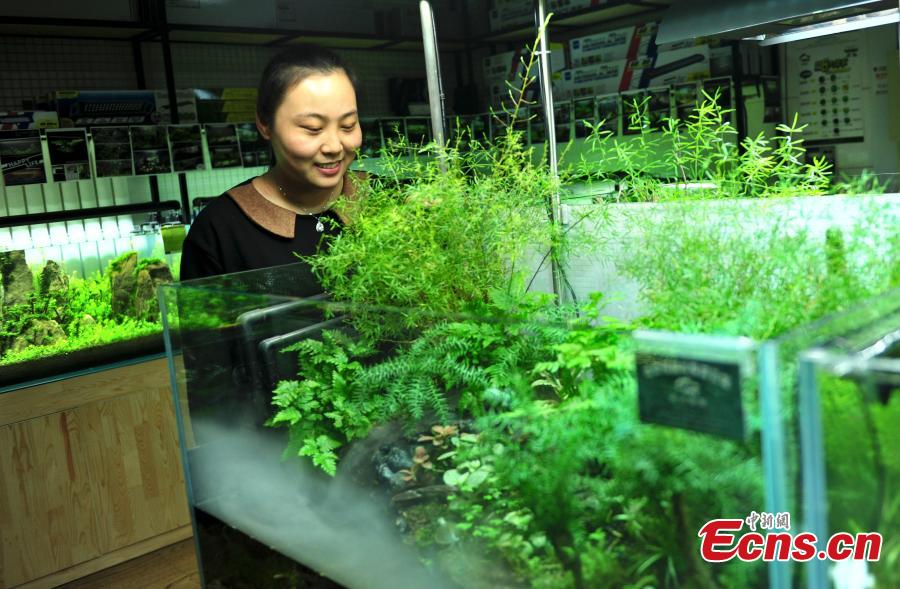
left=161, top=264, right=813, bottom=589
left=0, top=228, right=179, bottom=389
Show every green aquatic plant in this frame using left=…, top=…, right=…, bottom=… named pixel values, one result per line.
left=0, top=252, right=171, bottom=368
left=574, top=93, right=832, bottom=202
left=620, top=201, right=898, bottom=339
left=832, top=169, right=893, bottom=195
left=303, top=19, right=603, bottom=336
left=268, top=291, right=578, bottom=475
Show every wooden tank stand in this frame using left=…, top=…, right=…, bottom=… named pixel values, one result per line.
left=0, top=356, right=194, bottom=589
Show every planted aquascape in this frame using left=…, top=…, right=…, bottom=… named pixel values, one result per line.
left=0, top=250, right=173, bottom=371
left=257, top=25, right=897, bottom=589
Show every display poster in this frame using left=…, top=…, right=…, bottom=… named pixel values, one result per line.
left=673, top=82, right=698, bottom=121
left=573, top=97, right=595, bottom=138
left=554, top=103, right=572, bottom=142
left=647, top=87, right=671, bottom=130
left=91, top=126, right=133, bottom=177
left=786, top=32, right=865, bottom=141
left=595, top=94, right=619, bottom=135
left=168, top=125, right=204, bottom=172
left=131, top=125, right=172, bottom=175
left=0, top=129, right=46, bottom=186
left=47, top=129, right=91, bottom=181
left=206, top=124, right=241, bottom=169
left=236, top=123, right=270, bottom=167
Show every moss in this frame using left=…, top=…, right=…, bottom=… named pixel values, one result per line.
left=0, top=253, right=173, bottom=367
left=108, top=251, right=137, bottom=273
left=136, top=257, right=166, bottom=273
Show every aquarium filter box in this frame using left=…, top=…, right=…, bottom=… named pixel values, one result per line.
left=0, top=111, right=59, bottom=130
left=51, top=90, right=160, bottom=127
left=568, top=23, right=658, bottom=68
left=556, top=45, right=711, bottom=100
left=556, top=61, right=626, bottom=101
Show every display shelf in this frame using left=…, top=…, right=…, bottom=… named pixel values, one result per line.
left=0, top=15, right=468, bottom=51
left=477, top=0, right=673, bottom=44
left=0, top=16, right=150, bottom=42
left=0, top=200, right=181, bottom=229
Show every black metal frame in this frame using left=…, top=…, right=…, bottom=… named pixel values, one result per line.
left=0, top=201, right=182, bottom=228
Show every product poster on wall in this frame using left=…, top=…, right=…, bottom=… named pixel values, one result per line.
left=46, top=129, right=91, bottom=182
left=786, top=32, right=865, bottom=141
left=168, top=125, right=204, bottom=172
left=673, top=82, right=698, bottom=121
left=647, top=87, right=671, bottom=130
left=573, top=97, right=595, bottom=138
left=131, top=125, right=172, bottom=175
left=91, top=126, right=133, bottom=177
left=554, top=103, right=572, bottom=142
left=236, top=123, right=270, bottom=167
left=0, top=130, right=46, bottom=186
left=206, top=124, right=241, bottom=169
left=595, top=94, right=619, bottom=135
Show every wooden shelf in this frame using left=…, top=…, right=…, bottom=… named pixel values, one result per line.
left=0, top=357, right=192, bottom=588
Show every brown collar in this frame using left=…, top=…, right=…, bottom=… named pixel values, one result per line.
left=227, top=171, right=363, bottom=238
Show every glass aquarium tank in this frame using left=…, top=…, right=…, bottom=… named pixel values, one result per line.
left=160, top=72, right=898, bottom=585
left=162, top=263, right=811, bottom=589
left=794, top=289, right=900, bottom=589
left=0, top=228, right=180, bottom=389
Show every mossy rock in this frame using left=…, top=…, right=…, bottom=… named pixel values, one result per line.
left=39, top=260, right=69, bottom=298
left=11, top=318, right=65, bottom=352
left=134, top=262, right=174, bottom=322
left=109, top=252, right=138, bottom=318
left=1, top=250, right=34, bottom=309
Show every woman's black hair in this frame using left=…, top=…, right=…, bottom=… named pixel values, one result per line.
left=257, top=44, right=358, bottom=127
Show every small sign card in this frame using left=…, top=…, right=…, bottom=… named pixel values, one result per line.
left=634, top=331, right=755, bottom=441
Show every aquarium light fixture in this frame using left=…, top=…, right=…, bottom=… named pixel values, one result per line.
left=757, top=7, right=900, bottom=45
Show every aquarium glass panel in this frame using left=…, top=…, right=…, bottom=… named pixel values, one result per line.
left=796, top=289, right=900, bottom=589
left=160, top=263, right=816, bottom=589
left=0, top=230, right=177, bottom=390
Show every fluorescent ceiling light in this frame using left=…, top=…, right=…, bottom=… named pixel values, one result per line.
left=759, top=8, right=900, bottom=45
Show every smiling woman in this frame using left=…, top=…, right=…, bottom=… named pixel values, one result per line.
left=180, top=44, right=364, bottom=286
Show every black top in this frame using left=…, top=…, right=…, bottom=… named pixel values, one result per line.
left=179, top=180, right=343, bottom=287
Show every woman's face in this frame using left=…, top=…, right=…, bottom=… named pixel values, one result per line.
left=260, top=70, right=362, bottom=191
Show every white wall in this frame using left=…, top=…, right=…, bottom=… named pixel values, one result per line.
left=783, top=24, right=900, bottom=178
